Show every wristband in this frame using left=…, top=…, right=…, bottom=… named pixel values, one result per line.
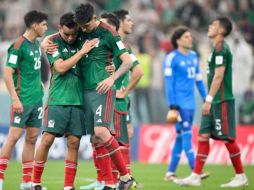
left=205, top=95, right=213, bottom=103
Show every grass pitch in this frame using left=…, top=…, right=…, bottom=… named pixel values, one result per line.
left=3, top=161, right=253, bottom=190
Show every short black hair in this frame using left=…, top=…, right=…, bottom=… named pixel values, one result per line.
left=171, top=26, right=189, bottom=49
left=214, top=16, right=232, bottom=37
left=24, top=10, right=48, bottom=28
left=101, top=12, right=120, bottom=31
left=113, top=9, right=129, bottom=22
left=60, top=12, right=77, bottom=28
left=74, top=3, right=94, bottom=25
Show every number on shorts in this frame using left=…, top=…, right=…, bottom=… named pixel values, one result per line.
left=38, top=107, right=43, bottom=119
left=96, top=105, right=102, bottom=117
left=215, top=119, right=221, bottom=130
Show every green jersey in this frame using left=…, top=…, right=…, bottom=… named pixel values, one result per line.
left=113, top=44, right=139, bottom=112
left=6, top=36, right=43, bottom=105
left=47, top=33, right=83, bottom=106
left=79, top=21, right=127, bottom=90
left=207, top=40, right=234, bottom=104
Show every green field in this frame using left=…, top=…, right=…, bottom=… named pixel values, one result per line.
left=3, top=161, right=253, bottom=190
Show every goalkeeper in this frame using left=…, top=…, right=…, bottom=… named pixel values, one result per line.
left=163, top=26, right=207, bottom=181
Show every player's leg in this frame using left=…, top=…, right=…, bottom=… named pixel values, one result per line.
left=175, top=111, right=213, bottom=186
left=21, top=101, right=43, bottom=189
left=0, top=105, right=30, bottom=190
left=64, top=135, right=80, bottom=190
left=63, top=106, right=85, bottom=190
left=90, top=89, right=133, bottom=189
left=32, top=105, right=68, bottom=188
left=181, top=110, right=195, bottom=171
left=165, top=129, right=182, bottom=181
left=218, top=100, right=248, bottom=187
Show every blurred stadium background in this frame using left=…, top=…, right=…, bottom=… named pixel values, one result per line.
left=0, top=0, right=254, bottom=188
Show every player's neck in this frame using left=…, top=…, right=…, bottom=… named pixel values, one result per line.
left=178, top=47, right=188, bottom=55
left=118, top=28, right=126, bottom=39
left=212, top=35, right=224, bottom=47
left=23, top=30, right=37, bottom=42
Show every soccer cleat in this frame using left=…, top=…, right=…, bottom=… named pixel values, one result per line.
left=63, top=186, right=75, bottom=190
left=174, top=173, right=201, bottom=186
left=102, top=186, right=116, bottom=190
left=20, top=182, right=32, bottom=190
left=220, top=173, right=248, bottom=188
left=80, top=181, right=104, bottom=190
left=118, top=178, right=134, bottom=190
left=163, top=173, right=178, bottom=182
left=200, top=171, right=210, bottom=180
left=131, top=177, right=144, bottom=188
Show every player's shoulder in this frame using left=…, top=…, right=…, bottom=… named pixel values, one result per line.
left=164, top=50, right=177, bottom=65
left=99, top=21, right=118, bottom=36
left=48, top=33, right=61, bottom=42
left=188, top=50, right=198, bottom=57
left=215, top=40, right=230, bottom=53
left=12, top=36, right=26, bottom=50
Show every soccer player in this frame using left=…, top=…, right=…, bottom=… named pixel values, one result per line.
left=174, top=17, right=249, bottom=187
left=0, top=10, right=48, bottom=190
left=30, top=13, right=97, bottom=190
left=74, top=3, right=134, bottom=190
left=80, top=11, right=143, bottom=190
left=163, top=26, right=208, bottom=181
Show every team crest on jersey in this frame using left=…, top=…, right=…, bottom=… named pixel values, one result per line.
left=48, top=120, right=55, bottom=128
left=14, top=116, right=21, bottom=124
left=30, top=51, right=34, bottom=56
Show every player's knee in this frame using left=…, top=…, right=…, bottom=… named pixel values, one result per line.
left=25, top=135, right=38, bottom=145
left=94, top=127, right=108, bottom=140
left=67, top=138, right=80, bottom=150
left=41, top=133, right=55, bottom=148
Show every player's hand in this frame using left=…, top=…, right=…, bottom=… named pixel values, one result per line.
left=116, top=87, right=126, bottom=99
left=166, top=109, right=179, bottom=124
left=41, top=37, right=58, bottom=54
left=202, top=101, right=211, bottom=115
left=96, top=75, right=115, bottom=94
left=80, top=38, right=98, bottom=55
left=12, top=98, right=23, bottom=114
left=105, top=63, right=115, bottom=75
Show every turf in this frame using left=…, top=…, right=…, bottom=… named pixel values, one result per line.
left=3, top=161, right=253, bottom=190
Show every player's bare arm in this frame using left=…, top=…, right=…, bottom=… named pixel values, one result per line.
left=116, top=64, right=143, bottom=99
left=4, top=67, right=23, bottom=114
left=54, top=38, right=98, bottom=75
left=202, top=66, right=225, bottom=115
left=96, top=52, right=132, bottom=94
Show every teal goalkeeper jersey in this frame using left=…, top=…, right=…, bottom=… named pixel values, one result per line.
left=79, top=21, right=127, bottom=90
left=46, top=33, right=83, bottom=106
left=6, top=36, right=43, bottom=105
left=113, top=44, right=139, bottom=112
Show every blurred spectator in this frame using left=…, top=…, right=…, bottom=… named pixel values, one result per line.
left=239, top=90, right=254, bottom=125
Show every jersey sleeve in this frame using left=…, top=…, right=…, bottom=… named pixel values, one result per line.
left=128, top=49, right=139, bottom=70
left=6, top=45, right=21, bottom=69
left=46, top=39, right=63, bottom=67
left=214, top=49, right=227, bottom=68
left=163, top=53, right=177, bottom=107
left=106, top=33, right=127, bottom=58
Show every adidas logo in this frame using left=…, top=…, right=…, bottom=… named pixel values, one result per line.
left=62, top=48, right=68, bottom=53
left=96, top=119, right=102, bottom=123
left=30, top=51, right=34, bottom=56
